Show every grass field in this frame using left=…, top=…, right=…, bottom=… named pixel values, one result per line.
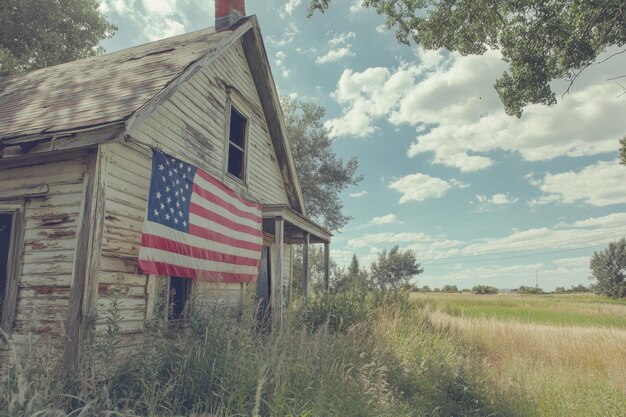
left=2, top=292, right=625, bottom=416
left=413, top=292, right=626, bottom=417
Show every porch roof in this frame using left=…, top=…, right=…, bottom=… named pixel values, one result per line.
left=262, top=204, right=331, bottom=244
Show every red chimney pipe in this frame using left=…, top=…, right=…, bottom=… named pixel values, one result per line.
left=216, top=0, right=246, bottom=31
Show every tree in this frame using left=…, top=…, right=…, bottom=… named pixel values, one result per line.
left=282, top=97, right=363, bottom=232
left=309, top=0, right=626, bottom=118
left=441, top=284, right=459, bottom=293
left=0, top=0, right=117, bottom=77
left=472, top=285, right=498, bottom=295
left=590, top=238, right=626, bottom=299
left=370, top=245, right=423, bottom=291
left=518, top=285, right=544, bottom=295
left=335, top=254, right=370, bottom=293
left=291, top=245, right=343, bottom=296
left=620, top=137, right=626, bottom=166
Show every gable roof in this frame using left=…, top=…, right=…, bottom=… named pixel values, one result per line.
left=0, top=26, right=233, bottom=141
left=0, top=16, right=305, bottom=214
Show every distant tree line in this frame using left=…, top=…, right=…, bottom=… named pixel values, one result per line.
left=553, top=284, right=590, bottom=294
left=292, top=245, right=423, bottom=297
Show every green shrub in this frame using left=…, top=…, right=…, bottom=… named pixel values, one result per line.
left=518, top=285, right=544, bottom=294
left=441, top=284, right=459, bottom=293
left=471, top=285, right=499, bottom=295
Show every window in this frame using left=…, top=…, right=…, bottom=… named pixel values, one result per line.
left=0, top=213, right=12, bottom=320
left=227, top=106, right=248, bottom=181
left=169, top=276, right=192, bottom=321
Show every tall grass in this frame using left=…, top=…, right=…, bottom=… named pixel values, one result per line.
left=0, top=291, right=513, bottom=417
left=419, top=295, right=626, bottom=417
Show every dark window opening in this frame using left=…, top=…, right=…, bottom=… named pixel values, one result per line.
left=0, top=213, right=13, bottom=319
left=227, top=107, right=247, bottom=181
left=169, top=276, right=192, bottom=321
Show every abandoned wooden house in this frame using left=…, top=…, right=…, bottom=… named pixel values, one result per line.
left=0, top=0, right=331, bottom=367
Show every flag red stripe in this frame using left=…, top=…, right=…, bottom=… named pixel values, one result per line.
left=190, top=202, right=263, bottom=238
left=188, top=224, right=263, bottom=252
left=192, top=183, right=262, bottom=223
left=138, top=259, right=258, bottom=283
left=195, top=169, right=260, bottom=209
left=141, top=233, right=260, bottom=267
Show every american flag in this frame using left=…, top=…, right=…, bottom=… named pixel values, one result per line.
left=138, top=151, right=263, bottom=282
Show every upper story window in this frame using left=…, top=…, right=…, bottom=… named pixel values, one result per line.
left=227, top=106, right=248, bottom=182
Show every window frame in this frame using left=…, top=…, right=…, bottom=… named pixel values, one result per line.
left=0, top=204, right=24, bottom=336
left=224, top=99, right=250, bottom=185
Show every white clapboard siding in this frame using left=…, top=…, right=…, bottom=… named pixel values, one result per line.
left=130, top=39, right=290, bottom=207
left=97, top=143, right=151, bottom=342
left=0, top=155, right=86, bottom=344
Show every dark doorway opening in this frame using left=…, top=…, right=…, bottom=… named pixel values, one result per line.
left=0, top=213, right=13, bottom=319
left=256, top=246, right=271, bottom=327
left=169, top=276, right=192, bottom=321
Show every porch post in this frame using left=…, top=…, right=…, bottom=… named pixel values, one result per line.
left=302, top=232, right=310, bottom=300
left=324, top=242, right=330, bottom=294
left=274, top=216, right=284, bottom=329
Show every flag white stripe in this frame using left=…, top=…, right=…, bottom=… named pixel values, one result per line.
left=141, top=222, right=261, bottom=259
left=194, top=175, right=261, bottom=217
left=191, top=191, right=261, bottom=230
left=139, top=247, right=259, bottom=275
left=188, top=212, right=262, bottom=243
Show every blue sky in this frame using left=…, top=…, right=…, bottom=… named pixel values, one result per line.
left=98, top=0, right=626, bottom=290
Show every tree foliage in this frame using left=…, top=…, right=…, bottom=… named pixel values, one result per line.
left=291, top=245, right=343, bottom=297
left=517, top=285, right=544, bottom=295
left=0, top=0, right=117, bottom=77
left=471, top=285, right=498, bottom=295
left=370, top=245, right=423, bottom=291
left=282, top=98, right=363, bottom=232
left=620, top=137, right=626, bottom=166
left=441, top=284, right=459, bottom=293
left=335, top=254, right=370, bottom=293
left=309, top=0, right=626, bottom=118
left=590, top=238, right=626, bottom=298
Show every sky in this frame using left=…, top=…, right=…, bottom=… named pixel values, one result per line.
left=98, top=0, right=626, bottom=291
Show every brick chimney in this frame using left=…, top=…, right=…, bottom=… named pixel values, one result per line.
left=215, top=0, right=246, bottom=31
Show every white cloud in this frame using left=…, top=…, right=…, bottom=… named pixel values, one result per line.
left=282, top=0, right=302, bottom=17
left=316, top=47, right=354, bottom=64
left=267, top=23, right=300, bottom=47
left=327, top=48, right=626, bottom=171
left=329, top=32, right=356, bottom=46
left=552, top=256, right=590, bottom=268
left=476, top=193, right=519, bottom=206
left=346, top=212, right=626, bottom=262
left=349, top=190, right=368, bottom=198
left=142, top=0, right=177, bottom=15
left=450, top=178, right=470, bottom=189
left=389, top=173, right=452, bottom=203
left=375, top=24, right=387, bottom=34
left=350, top=0, right=364, bottom=13
left=99, top=0, right=193, bottom=41
left=529, top=160, right=626, bottom=207
left=562, top=212, right=626, bottom=229
left=370, top=214, right=402, bottom=225
left=144, top=17, right=186, bottom=41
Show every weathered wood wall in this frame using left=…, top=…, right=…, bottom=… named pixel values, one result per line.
left=0, top=152, right=87, bottom=359
left=96, top=39, right=294, bottom=342
left=128, top=38, right=289, bottom=205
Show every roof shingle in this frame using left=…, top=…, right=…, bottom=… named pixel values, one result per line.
left=0, top=27, right=231, bottom=141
